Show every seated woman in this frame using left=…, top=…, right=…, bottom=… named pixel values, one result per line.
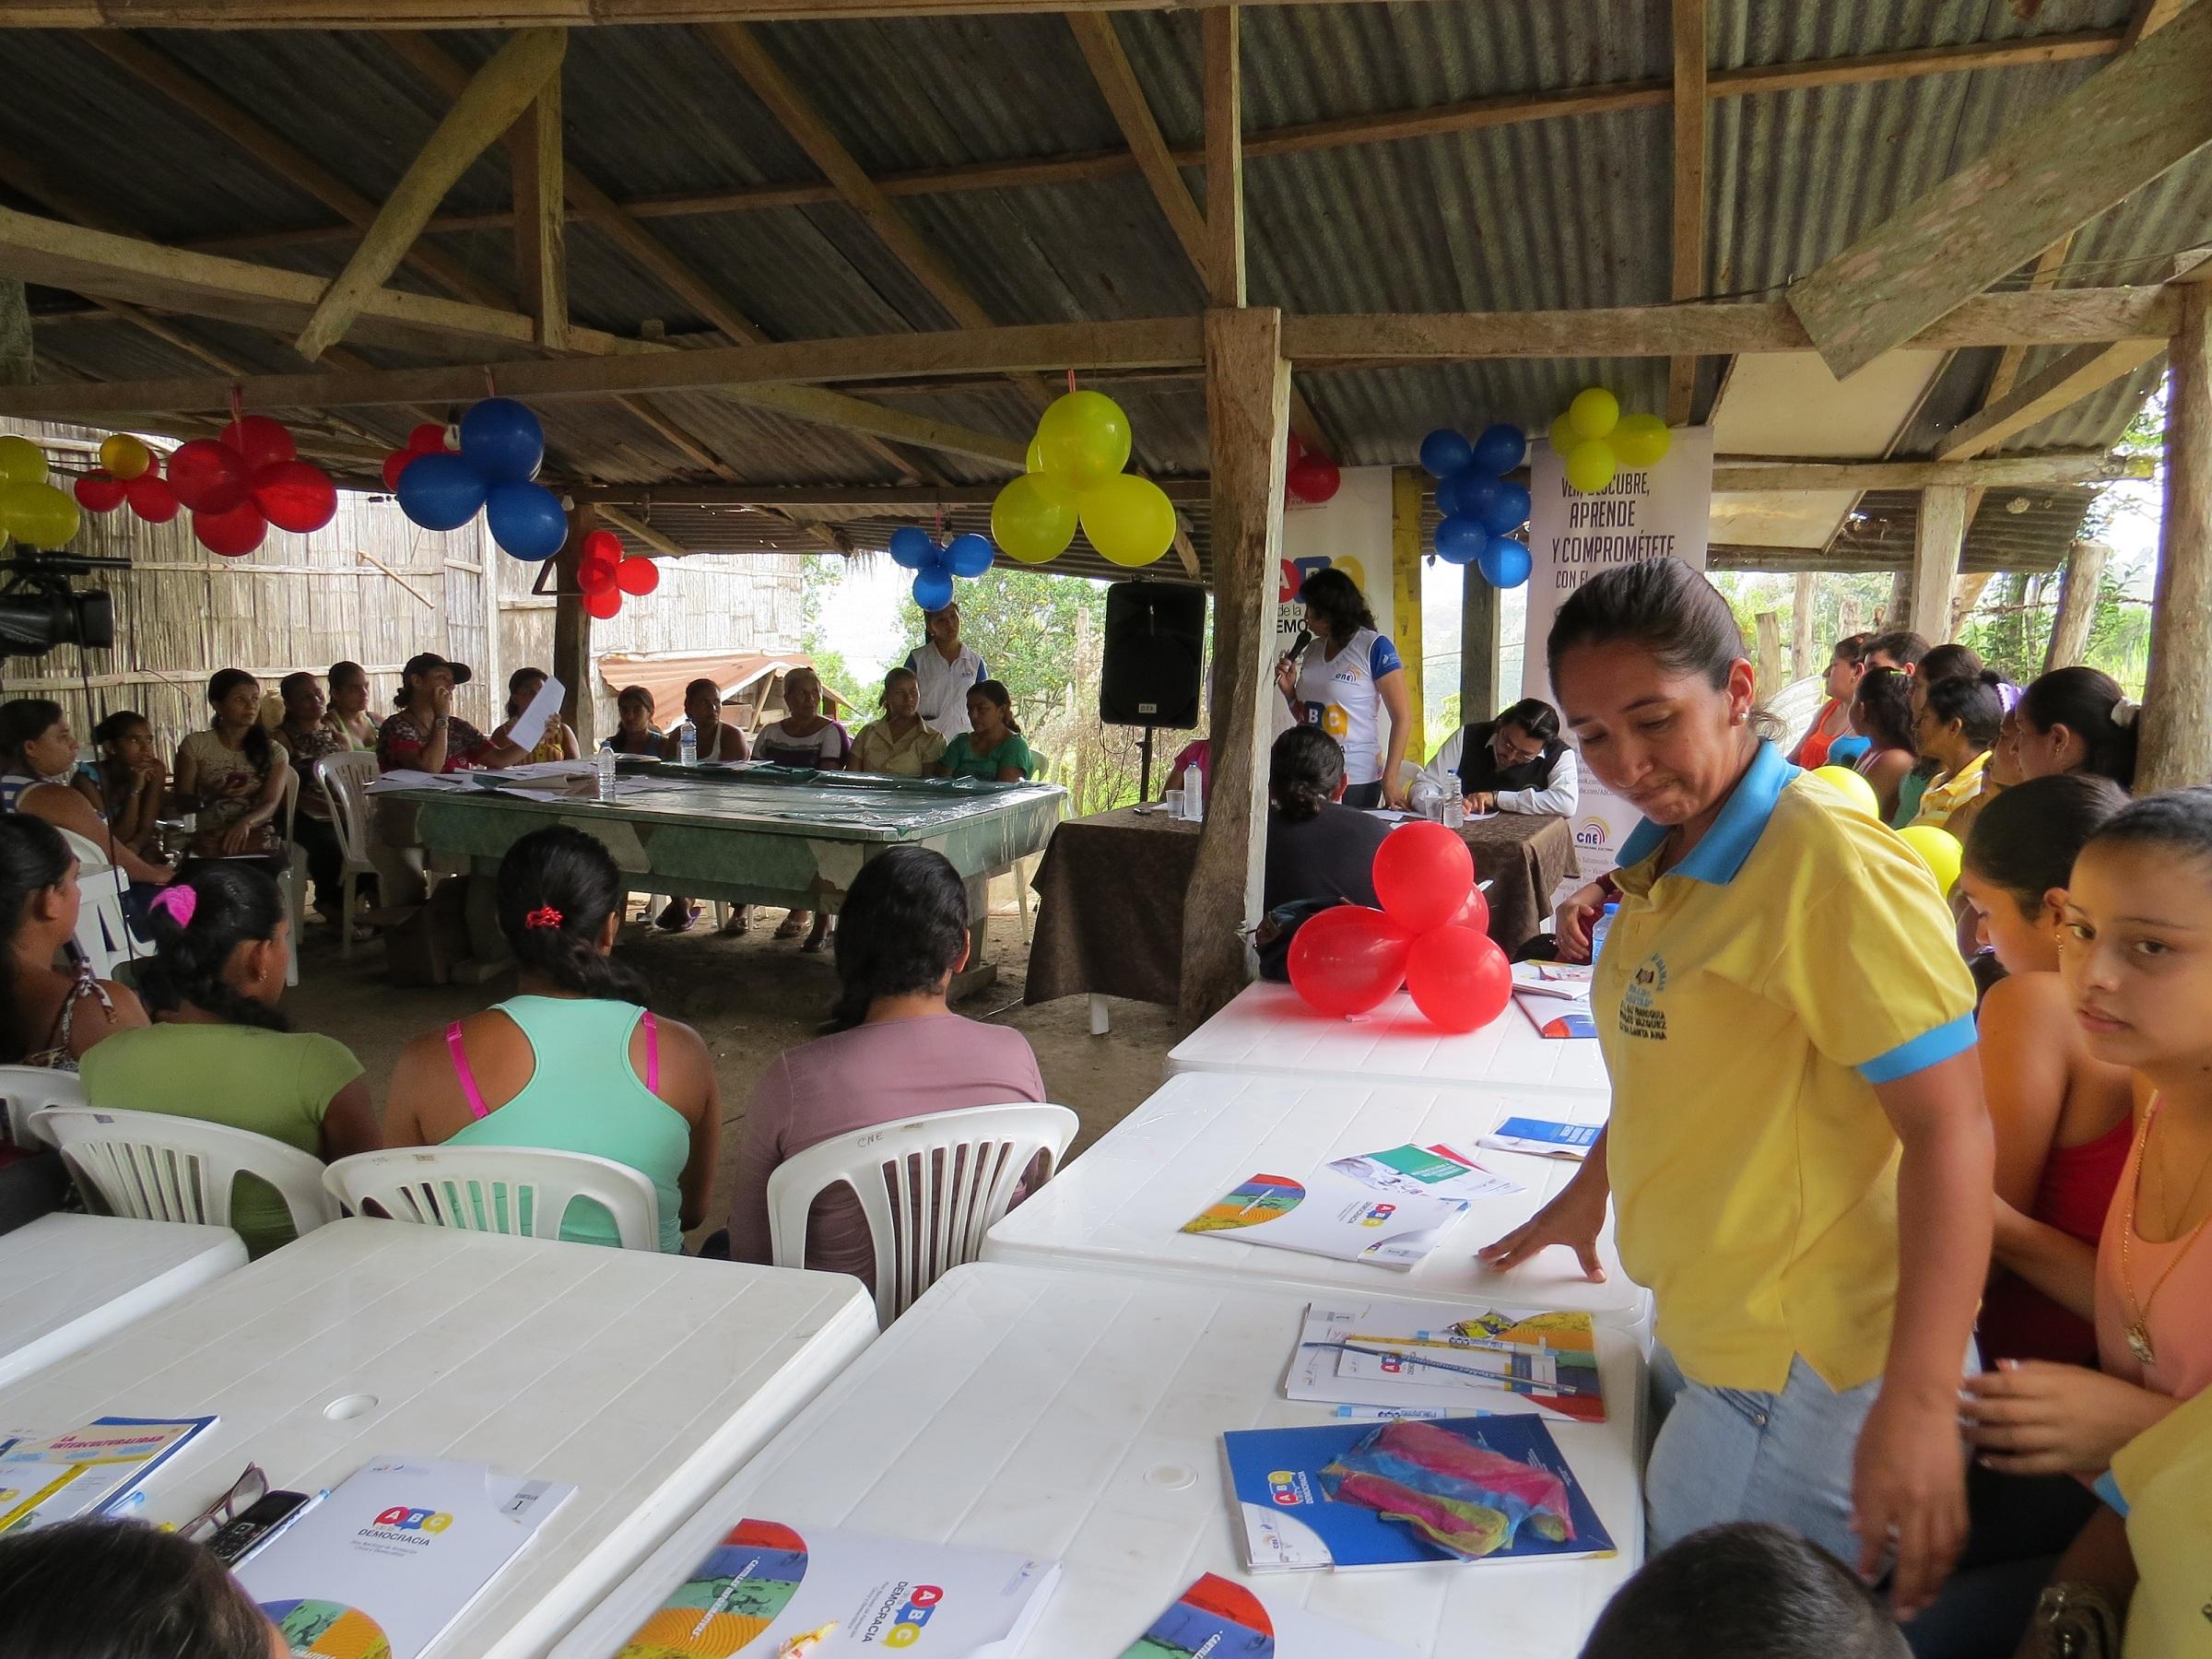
left=1, top=815, right=147, bottom=1072
left=1264, top=726, right=1391, bottom=914
left=376, top=653, right=526, bottom=776
left=1905, top=670, right=2004, bottom=831
left=1418, top=696, right=1578, bottom=817
left=0, top=1519, right=283, bottom=1659
left=90, top=710, right=167, bottom=862
left=660, top=677, right=749, bottom=764
left=272, top=671, right=360, bottom=931
left=753, top=667, right=851, bottom=950
left=600, top=684, right=664, bottom=757
left=1, top=698, right=174, bottom=891
left=1787, top=633, right=1873, bottom=771
left=1957, top=774, right=2134, bottom=1367
left=491, top=665, right=581, bottom=763
left=174, top=670, right=288, bottom=863
left=850, top=665, right=947, bottom=778
left=77, top=864, right=379, bottom=1256
left=934, top=681, right=1034, bottom=782
left=1847, top=666, right=1919, bottom=823
left=382, top=826, right=718, bottom=1253
left=725, top=843, right=1045, bottom=1288
left=324, top=659, right=380, bottom=751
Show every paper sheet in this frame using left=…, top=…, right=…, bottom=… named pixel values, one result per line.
left=506, top=676, right=564, bottom=753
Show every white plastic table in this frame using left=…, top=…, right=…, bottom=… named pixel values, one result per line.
left=1168, top=982, right=1610, bottom=1100
left=0, top=1218, right=877, bottom=1659
left=553, top=1262, right=1644, bottom=1659
left=0, top=1214, right=247, bottom=1389
left=984, top=1069, right=1645, bottom=1323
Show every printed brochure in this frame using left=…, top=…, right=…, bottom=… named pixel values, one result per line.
left=0, top=1415, right=217, bottom=1533
left=1180, top=1144, right=1517, bottom=1271
left=1115, top=1572, right=1417, bottom=1659
left=1284, top=1298, right=1606, bottom=1425
left=1476, top=1117, right=1601, bottom=1160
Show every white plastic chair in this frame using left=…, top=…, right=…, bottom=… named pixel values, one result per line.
left=0, top=1065, right=84, bottom=1149
left=32, top=1104, right=338, bottom=1239
left=57, top=828, right=148, bottom=980
left=322, top=1147, right=662, bottom=1252
left=275, top=765, right=301, bottom=987
left=314, top=752, right=383, bottom=959
left=768, top=1102, right=1077, bottom=1324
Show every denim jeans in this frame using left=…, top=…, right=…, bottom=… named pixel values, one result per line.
left=1645, top=1347, right=1880, bottom=1570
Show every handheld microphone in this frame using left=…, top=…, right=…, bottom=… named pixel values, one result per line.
left=1288, top=628, right=1313, bottom=662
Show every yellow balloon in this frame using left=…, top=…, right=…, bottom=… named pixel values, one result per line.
left=0, top=435, right=46, bottom=488
left=1025, top=434, right=1046, bottom=474
left=1563, top=439, right=1618, bottom=494
left=1808, top=764, right=1879, bottom=818
left=99, top=433, right=151, bottom=481
left=0, top=480, right=81, bottom=547
left=1034, top=390, right=1133, bottom=489
left=1547, top=412, right=1579, bottom=456
left=1078, top=474, right=1176, bottom=568
left=1898, top=825, right=1964, bottom=896
left=1613, top=412, right=1672, bottom=469
left=990, top=473, right=1077, bottom=565
left=1568, top=386, right=1620, bottom=441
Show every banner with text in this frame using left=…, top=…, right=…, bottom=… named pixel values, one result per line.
left=1523, top=426, right=1714, bottom=876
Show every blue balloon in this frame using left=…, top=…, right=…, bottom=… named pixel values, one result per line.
left=1480, top=479, right=1533, bottom=535
left=458, top=397, right=545, bottom=486
left=1434, top=514, right=1487, bottom=566
left=1478, top=535, right=1533, bottom=589
left=912, top=568, right=956, bottom=612
left=945, top=533, right=994, bottom=578
left=1434, top=474, right=1460, bottom=518
left=1455, top=475, right=1502, bottom=526
left=889, top=525, right=938, bottom=571
left=1470, top=422, right=1527, bottom=476
left=1419, top=429, right=1473, bottom=480
left=484, top=480, right=568, bottom=560
left=395, top=452, right=487, bottom=533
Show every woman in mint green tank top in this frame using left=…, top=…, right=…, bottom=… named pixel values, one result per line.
left=383, top=828, right=720, bottom=1253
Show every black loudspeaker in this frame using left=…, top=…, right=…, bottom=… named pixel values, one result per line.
left=1100, top=581, right=1206, bottom=729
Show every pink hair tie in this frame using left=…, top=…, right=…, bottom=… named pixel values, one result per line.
left=147, top=884, right=197, bottom=929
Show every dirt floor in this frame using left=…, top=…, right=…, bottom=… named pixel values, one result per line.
left=283, top=893, right=1179, bottom=1243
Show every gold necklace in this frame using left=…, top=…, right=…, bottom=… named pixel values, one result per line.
left=2119, top=1097, right=2212, bottom=1367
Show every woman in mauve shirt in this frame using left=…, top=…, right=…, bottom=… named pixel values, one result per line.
left=725, top=844, right=1045, bottom=1288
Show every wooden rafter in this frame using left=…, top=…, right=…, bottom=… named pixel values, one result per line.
left=1666, top=0, right=1707, bottom=425
left=1935, top=337, right=2171, bottom=461
left=1786, top=0, right=2212, bottom=377
left=1203, top=6, right=1243, bottom=310
left=510, top=76, right=570, bottom=351
left=2124, top=0, right=2190, bottom=50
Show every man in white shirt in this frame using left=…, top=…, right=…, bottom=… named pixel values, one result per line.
left=903, top=603, right=989, bottom=740
left=1419, top=698, right=1580, bottom=817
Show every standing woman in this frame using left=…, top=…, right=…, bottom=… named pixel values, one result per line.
left=1480, top=559, right=1988, bottom=1617
left=2010, top=666, right=2138, bottom=792
left=172, top=670, right=288, bottom=861
left=1847, top=666, right=1920, bottom=823
left=1275, top=567, right=1412, bottom=810
left=1905, top=673, right=2004, bottom=832
left=1790, top=633, right=1874, bottom=769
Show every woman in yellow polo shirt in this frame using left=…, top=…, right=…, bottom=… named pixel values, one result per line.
left=1482, top=559, right=1990, bottom=1618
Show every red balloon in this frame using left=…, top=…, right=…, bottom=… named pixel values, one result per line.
left=581, top=528, right=623, bottom=563
left=584, top=586, right=622, bottom=620
left=1447, top=884, right=1491, bottom=939
left=407, top=422, right=452, bottom=454
left=1287, top=904, right=1414, bottom=1018
left=125, top=473, right=179, bottom=523
left=252, top=460, right=337, bottom=534
left=1372, top=820, right=1475, bottom=935
left=218, top=415, right=296, bottom=471
left=1288, top=453, right=1342, bottom=504
left=1405, top=926, right=1513, bottom=1033
left=193, top=500, right=268, bottom=558
left=169, top=439, right=249, bottom=514
left=74, top=473, right=127, bottom=512
left=614, top=557, right=660, bottom=596
left=381, top=449, right=420, bottom=491
left=580, top=555, right=618, bottom=594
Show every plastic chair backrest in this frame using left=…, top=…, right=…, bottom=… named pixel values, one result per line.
left=55, top=829, right=146, bottom=977
left=276, top=761, right=300, bottom=842
left=322, top=1147, right=662, bottom=1252
left=31, top=1104, right=338, bottom=1237
left=766, top=1102, right=1077, bottom=1324
left=0, top=1065, right=84, bottom=1148
left=316, top=751, right=380, bottom=867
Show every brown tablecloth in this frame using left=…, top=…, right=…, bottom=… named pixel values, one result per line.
left=1025, top=805, right=1580, bottom=1007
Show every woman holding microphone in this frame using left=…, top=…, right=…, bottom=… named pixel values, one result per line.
left=1274, top=567, right=1412, bottom=810
left=1481, top=559, right=1989, bottom=1621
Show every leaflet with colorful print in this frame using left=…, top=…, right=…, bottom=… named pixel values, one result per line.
left=0, top=1414, right=217, bottom=1533
left=1116, top=1572, right=1417, bottom=1658
left=606, top=1520, right=1057, bottom=1657
left=1180, top=1146, right=1511, bottom=1270
left=1284, top=1298, right=1606, bottom=1424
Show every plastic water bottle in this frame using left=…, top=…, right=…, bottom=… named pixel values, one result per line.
left=595, top=746, right=618, bottom=802
left=677, top=717, right=698, bottom=766
left=1590, top=900, right=1619, bottom=965
left=1183, top=760, right=1205, bottom=821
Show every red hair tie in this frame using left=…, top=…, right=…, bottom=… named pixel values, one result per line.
left=524, top=905, right=563, bottom=930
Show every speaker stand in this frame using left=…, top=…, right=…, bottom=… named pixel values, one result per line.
left=1139, top=725, right=1156, bottom=801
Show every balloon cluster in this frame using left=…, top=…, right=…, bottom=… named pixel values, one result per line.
left=1547, top=387, right=1672, bottom=495
left=0, top=435, right=84, bottom=548
left=1805, top=765, right=1964, bottom=893
left=73, top=419, right=337, bottom=558
left=990, top=390, right=1176, bottom=570
left=1420, top=423, right=1532, bottom=589
left=1288, top=821, right=1514, bottom=1032
left=390, top=398, right=568, bottom=561
left=888, top=525, right=994, bottom=613
left=575, top=527, right=659, bottom=621
left=72, top=434, right=184, bottom=532
left=1285, top=432, right=1341, bottom=506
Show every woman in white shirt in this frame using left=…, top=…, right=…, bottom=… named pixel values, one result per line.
left=903, top=603, right=989, bottom=740
left=1420, top=698, right=1580, bottom=817
left=1273, top=568, right=1411, bottom=809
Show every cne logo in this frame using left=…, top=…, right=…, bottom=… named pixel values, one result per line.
left=371, top=1506, right=453, bottom=1534
left=881, top=1584, right=947, bottom=1648
left=1266, top=1469, right=1306, bottom=1507
left=1359, top=1202, right=1397, bottom=1229
left=1573, top=817, right=1609, bottom=849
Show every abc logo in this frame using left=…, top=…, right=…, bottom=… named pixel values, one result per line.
left=1359, top=1202, right=1397, bottom=1229
left=883, top=1584, right=946, bottom=1648
left=1266, top=1469, right=1304, bottom=1507
left=371, top=1506, right=453, bottom=1534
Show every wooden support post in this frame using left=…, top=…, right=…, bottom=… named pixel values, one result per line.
left=1839, top=592, right=1864, bottom=642
left=1792, top=571, right=1816, bottom=679
left=509, top=74, right=569, bottom=350
left=1390, top=466, right=1425, bottom=755
left=2140, top=286, right=2212, bottom=792
left=1950, top=571, right=1995, bottom=639
left=476, top=519, right=503, bottom=736
left=1202, top=6, right=1244, bottom=310
left=555, top=500, right=596, bottom=749
left=2045, top=539, right=2112, bottom=671
left=1667, top=0, right=1708, bottom=425
left=1182, top=307, right=1288, bottom=1026
left=1884, top=571, right=1910, bottom=632
left=1755, top=611, right=1783, bottom=701
left=1461, top=559, right=1500, bottom=724
left=1910, top=485, right=1967, bottom=640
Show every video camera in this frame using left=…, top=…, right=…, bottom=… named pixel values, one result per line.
left=0, top=550, right=125, bottom=660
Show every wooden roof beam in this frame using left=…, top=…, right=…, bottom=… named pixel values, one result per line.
left=1786, top=0, right=2212, bottom=378
left=510, top=74, right=570, bottom=351
left=1935, top=337, right=2170, bottom=461
left=1666, top=0, right=1707, bottom=426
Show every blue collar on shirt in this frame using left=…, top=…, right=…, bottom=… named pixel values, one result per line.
left=1616, top=738, right=1798, bottom=886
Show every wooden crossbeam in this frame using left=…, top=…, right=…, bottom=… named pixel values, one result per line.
left=1786, top=0, right=2212, bottom=378
left=510, top=76, right=570, bottom=351
left=1936, top=337, right=2171, bottom=460
left=1666, top=0, right=1708, bottom=425
left=1203, top=6, right=1244, bottom=311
